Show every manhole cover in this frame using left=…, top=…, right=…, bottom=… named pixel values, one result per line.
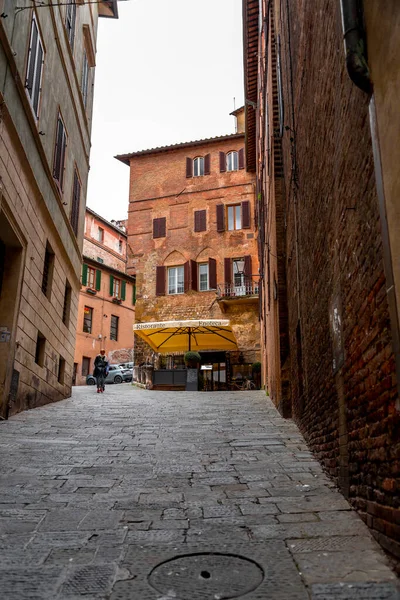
left=148, top=552, right=264, bottom=599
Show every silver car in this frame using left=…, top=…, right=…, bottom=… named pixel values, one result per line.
left=86, top=365, right=126, bottom=385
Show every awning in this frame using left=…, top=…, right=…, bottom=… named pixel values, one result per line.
left=133, top=320, right=238, bottom=353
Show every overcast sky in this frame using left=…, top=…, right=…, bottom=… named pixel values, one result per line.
left=86, top=0, right=244, bottom=221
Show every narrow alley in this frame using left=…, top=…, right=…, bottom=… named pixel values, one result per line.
left=0, top=387, right=398, bottom=599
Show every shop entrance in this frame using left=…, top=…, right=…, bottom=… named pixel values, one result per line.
left=199, top=351, right=227, bottom=391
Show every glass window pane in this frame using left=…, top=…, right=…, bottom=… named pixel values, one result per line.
left=227, top=153, right=232, bottom=171
left=199, top=263, right=208, bottom=291
left=177, top=266, right=184, bottom=293
left=228, top=206, right=234, bottom=230
left=168, top=267, right=175, bottom=294
left=233, top=152, right=238, bottom=170
left=235, top=205, right=242, bottom=229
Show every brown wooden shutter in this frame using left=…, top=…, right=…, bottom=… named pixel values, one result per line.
left=191, top=260, right=198, bottom=291
left=224, top=258, right=232, bottom=285
left=153, top=217, right=166, bottom=238
left=242, top=201, right=250, bottom=229
left=216, top=204, right=225, bottom=232
left=238, top=148, right=245, bottom=169
left=209, top=258, right=217, bottom=289
left=244, top=255, right=252, bottom=281
left=156, top=266, right=165, bottom=296
left=194, top=211, right=200, bottom=232
left=186, top=157, right=193, bottom=178
left=200, top=210, right=206, bottom=231
left=70, top=170, right=81, bottom=236
left=184, top=261, right=190, bottom=293
left=219, top=151, right=226, bottom=172
left=159, top=217, right=166, bottom=238
left=153, top=219, right=159, bottom=238
left=204, top=153, right=210, bottom=175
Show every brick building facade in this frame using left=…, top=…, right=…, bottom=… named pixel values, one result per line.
left=0, top=1, right=117, bottom=415
left=116, top=115, right=260, bottom=382
left=73, top=209, right=135, bottom=385
left=243, top=0, right=400, bottom=559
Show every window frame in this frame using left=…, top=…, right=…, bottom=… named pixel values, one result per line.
left=82, top=356, right=91, bottom=377
left=65, top=2, right=76, bottom=51
left=83, top=305, right=93, bottom=334
left=81, top=50, right=89, bottom=107
left=110, top=315, right=119, bottom=341
left=87, top=267, right=96, bottom=290
left=118, top=239, right=123, bottom=254
left=70, top=167, right=81, bottom=236
left=98, top=227, right=104, bottom=243
left=167, top=265, right=185, bottom=295
left=113, top=277, right=121, bottom=298
left=53, top=112, right=67, bottom=192
left=227, top=204, right=242, bottom=231
left=198, top=263, right=209, bottom=292
left=25, top=14, right=44, bottom=119
left=226, top=151, right=239, bottom=172
left=193, top=156, right=204, bottom=177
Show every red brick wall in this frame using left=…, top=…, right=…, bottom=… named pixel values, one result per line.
left=257, top=0, right=400, bottom=559
left=127, top=136, right=260, bottom=364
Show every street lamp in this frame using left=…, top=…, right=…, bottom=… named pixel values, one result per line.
left=235, top=258, right=245, bottom=275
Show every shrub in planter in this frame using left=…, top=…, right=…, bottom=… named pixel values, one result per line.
left=184, top=351, right=201, bottom=368
left=252, top=361, right=262, bottom=373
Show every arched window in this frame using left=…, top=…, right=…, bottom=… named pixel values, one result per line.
left=193, top=156, right=204, bottom=177
left=226, top=151, right=239, bottom=172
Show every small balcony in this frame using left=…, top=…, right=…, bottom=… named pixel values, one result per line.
left=216, top=277, right=259, bottom=309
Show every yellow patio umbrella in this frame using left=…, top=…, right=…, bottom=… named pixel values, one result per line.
left=133, top=319, right=238, bottom=353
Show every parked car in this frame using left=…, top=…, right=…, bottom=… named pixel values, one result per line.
left=119, top=362, right=133, bottom=370
left=86, top=365, right=127, bottom=385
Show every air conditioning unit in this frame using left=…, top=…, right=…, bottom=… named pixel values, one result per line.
left=86, top=288, right=97, bottom=295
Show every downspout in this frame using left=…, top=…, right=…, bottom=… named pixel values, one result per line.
left=340, top=0, right=400, bottom=407
left=339, top=0, right=372, bottom=94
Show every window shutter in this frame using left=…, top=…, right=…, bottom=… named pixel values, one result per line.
left=219, top=151, right=226, bottom=173
left=71, top=170, right=81, bottom=235
left=216, top=204, right=225, bottom=232
left=184, top=261, right=190, bottom=293
left=95, top=269, right=101, bottom=291
left=238, top=148, right=245, bottom=169
left=152, top=218, right=158, bottom=238
left=26, top=20, right=38, bottom=93
left=186, top=157, right=193, bottom=178
left=132, top=282, right=136, bottom=305
left=194, top=211, right=200, bottom=232
left=121, top=280, right=126, bottom=301
left=204, top=153, right=210, bottom=175
left=70, top=4, right=76, bottom=49
left=160, top=217, right=166, bottom=238
left=191, top=260, right=198, bottom=291
left=53, top=118, right=63, bottom=180
left=59, top=126, right=66, bottom=190
left=209, top=258, right=217, bottom=290
left=199, top=210, right=206, bottom=231
left=153, top=217, right=166, bottom=238
left=242, top=201, right=250, bottom=228
left=109, top=275, right=114, bottom=296
left=244, top=255, right=252, bottom=281
left=224, top=258, right=232, bottom=285
left=156, top=266, right=165, bottom=296
left=32, top=42, right=43, bottom=116
left=82, top=263, right=88, bottom=286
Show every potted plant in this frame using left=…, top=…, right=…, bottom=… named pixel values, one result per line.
left=184, top=351, right=201, bottom=391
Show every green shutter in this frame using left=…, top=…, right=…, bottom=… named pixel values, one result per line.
left=121, top=280, right=126, bottom=301
left=82, top=263, right=88, bottom=286
left=95, top=269, right=101, bottom=291
left=132, top=282, right=136, bottom=305
left=109, top=275, right=114, bottom=296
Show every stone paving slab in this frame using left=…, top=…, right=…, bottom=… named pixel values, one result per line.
left=0, top=386, right=398, bottom=599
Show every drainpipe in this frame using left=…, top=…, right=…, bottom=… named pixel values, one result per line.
left=339, top=0, right=372, bottom=94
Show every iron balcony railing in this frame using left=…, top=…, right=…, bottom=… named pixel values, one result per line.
left=217, top=277, right=259, bottom=299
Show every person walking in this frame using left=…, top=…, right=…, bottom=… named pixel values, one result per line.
left=94, top=349, right=109, bottom=393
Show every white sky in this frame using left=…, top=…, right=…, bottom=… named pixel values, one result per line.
left=86, top=0, right=244, bottom=221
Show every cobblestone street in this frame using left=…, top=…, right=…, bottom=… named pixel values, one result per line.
left=0, top=386, right=398, bottom=599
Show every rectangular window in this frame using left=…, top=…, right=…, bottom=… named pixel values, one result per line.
left=98, top=227, right=104, bottom=243
left=277, top=35, right=284, bottom=137
left=168, top=266, right=184, bottom=295
left=81, top=51, right=89, bottom=107
left=35, top=332, right=46, bottom=367
left=65, top=2, right=76, bottom=50
left=70, top=169, right=81, bottom=236
left=82, top=356, right=90, bottom=377
left=87, top=267, right=96, bottom=289
left=58, top=356, right=65, bottom=384
left=199, top=263, right=209, bottom=291
left=153, top=217, right=166, bottom=239
left=53, top=114, right=67, bottom=190
left=25, top=15, right=44, bottom=118
left=113, top=277, right=121, bottom=298
left=41, top=242, right=54, bottom=299
left=83, top=306, right=93, bottom=333
left=118, top=239, right=123, bottom=253
left=110, top=315, right=119, bottom=341
left=227, top=205, right=242, bottom=230
left=62, top=280, right=72, bottom=326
